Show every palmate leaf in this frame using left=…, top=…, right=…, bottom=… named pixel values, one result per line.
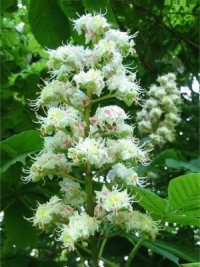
left=29, top=0, right=70, bottom=48
left=130, top=173, right=200, bottom=226
left=1, top=130, right=43, bottom=173
left=130, top=186, right=168, bottom=216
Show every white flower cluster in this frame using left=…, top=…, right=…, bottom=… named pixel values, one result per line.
left=37, top=105, right=83, bottom=136
left=31, top=196, right=73, bottom=229
left=73, top=13, right=110, bottom=44
left=59, top=211, right=98, bottom=250
left=137, top=73, right=181, bottom=146
left=96, top=185, right=133, bottom=213
left=74, top=69, right=104, bottom=96
left=59, top=178, right=86, bottom=207
left=43, top=131, right=72, bottom=152
left=31, top=80, right=88, bottom=111
left=25, top=13, right=160, bottom=253
left=107, top=163, right=145, bottom=186
left=48, top=45, right=87, bottom=78
left=90, top=105, right=133, bottom=137
left=108, top=210, right=159, bottom=239
left=42, top=13, right=141, bottom=106
left=23, top=151, right=71, bottom=183
left=68, top=137, right=109, bottom=168
left=107, top=138, right=149, bottom=165
left=68, top=137, right=149, bottom=168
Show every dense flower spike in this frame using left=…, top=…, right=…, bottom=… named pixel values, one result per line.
left=137, top=73, right=181, bottom=147
left=25, top=13, right=162, bottom=258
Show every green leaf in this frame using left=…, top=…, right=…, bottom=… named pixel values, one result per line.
left=129, top=173, right=200, bottom=227
left=164, top=173, right=200, bottom=226
left=182, top=263, right=200, bottom=267
left=166, top=158, right=200, bottom=173
left=29, top=0, right=70, bottom=48
left=57, top=0, right=84, bottom=18
left=1, top=130, right=43, bottom=173
left=82, top=0, right=118, bottom=27
left=130, top=186, right=168, bottom=216
left=168, top=173, right=200, bottom=213
left=123, top=234, right=181, bottom=266
left=56, top=0, right=85, bottom=45
left=4, top=201, right=38, bottom=247
left=149, top=239, right=199, bottom=263
left=1, top=0, right=16, bottom=13
left=151, top=149, right=185, bottom=165
left=165, top=215, right=200, bottom=227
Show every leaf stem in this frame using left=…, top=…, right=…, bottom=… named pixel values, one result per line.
left=125, top=236, right=145, bottom=267
left=98, top=238, right=107, bottom=258
left=91, top=93, right=118, bottom=104
left=83, top=90, right=98, bottom=267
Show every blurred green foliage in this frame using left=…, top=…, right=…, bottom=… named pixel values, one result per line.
left=1, top=0, right=199, bottom=266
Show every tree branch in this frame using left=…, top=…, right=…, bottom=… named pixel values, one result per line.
left=132, top=2, right=199, bottom=50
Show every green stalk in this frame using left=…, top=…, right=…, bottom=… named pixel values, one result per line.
left=125, top=236, right=145, bottom=267
left=98, top=239, right=107, bottom=258
left=91, top=93, right=118, bottom=104
left=83, top=91, right=98, bottom=267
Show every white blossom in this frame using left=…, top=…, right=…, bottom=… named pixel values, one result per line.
left=31, top=196, right=73, bottom=229
left=91, top=105, right=129, bottom=129
left=68, top=137, right=110, bottom=168
left=107, top=138, right=149, bottom=165
left=59, top=211, right=98, bottom=250
left=59, top=178, right=86, bottom=207
left=43, top=131, right=72, bottom=152
left=107, top=72, right=140, bottom=105
left=108, top=210, right=158, bottom=239
left=137, top=73, right=181, bottom=146
left=37, top=105, right=82, bottom=135
left=105, top=29, right=136, bottom=55
left=107, top=163, right=145, bottom=186
left=93, top=39, right=117, bottom=60
left=73, top=13, right=110, bottom=44
left=74, top=69, right=105, bottom=96
left=95, top=185, right=133, bottom=213
left=47, top=45, right=86, bottom=76
left=31, top=80, right=88, bottom=110
left=23, top=151, right=71, bottom=183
